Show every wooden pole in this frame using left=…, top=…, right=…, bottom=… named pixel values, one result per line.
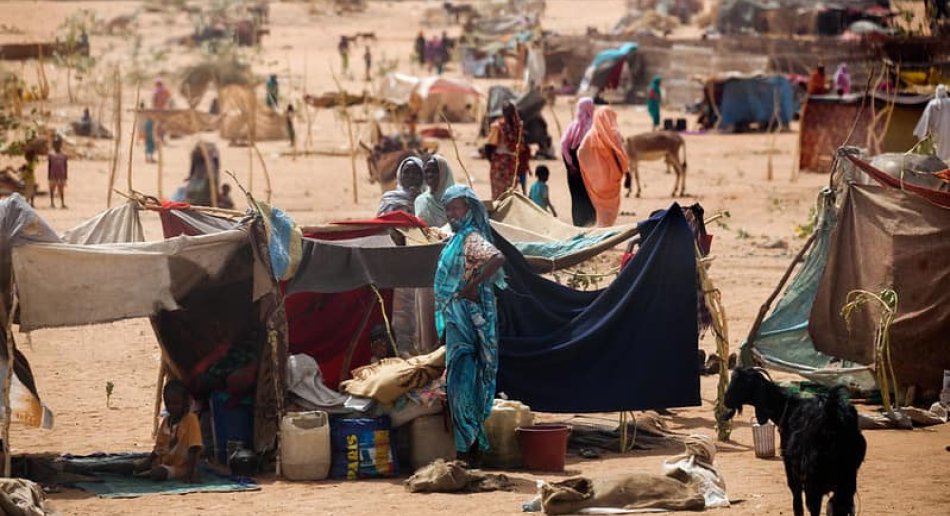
left=2, top=284, right=20, bottom=477
left=248, top=92, right=256, bottom=194
left=152, top=361, right=166, bottom=437
left=744, top=230, right=818, bottom=348
left=156, top=122, right=164, bottom=199
left=126, top=84, right=141, bottom=195
left=107, top=67, right=122, bottom=208
left=198, top=142, right=218, bottom=208
left=439, top=110, right=474, bottom=187
left=251, top=143, right=272, bottom=203
left=330, top=69, right=359, bottom=204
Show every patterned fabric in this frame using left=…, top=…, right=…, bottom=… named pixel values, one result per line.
left=487, top=115, right=530, bottom=200
left=434, top=185, right=506, bottom=452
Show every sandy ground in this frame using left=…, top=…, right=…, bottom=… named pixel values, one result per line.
left=2, top=1, right=950, bottom=514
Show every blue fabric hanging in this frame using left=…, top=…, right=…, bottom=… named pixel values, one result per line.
left=494, top=205, right=701, bottom=413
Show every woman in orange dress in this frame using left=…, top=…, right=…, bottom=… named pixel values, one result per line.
left=577, top=106, right=628, bottom=227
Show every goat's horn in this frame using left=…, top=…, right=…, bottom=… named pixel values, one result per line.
left=751, top=367, right=773, bottom=380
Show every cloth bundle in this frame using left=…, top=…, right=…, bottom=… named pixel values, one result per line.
left=340, top=346, right=446, bottom=406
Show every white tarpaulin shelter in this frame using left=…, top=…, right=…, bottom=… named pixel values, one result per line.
left=378, top=73, right=481, bottom=122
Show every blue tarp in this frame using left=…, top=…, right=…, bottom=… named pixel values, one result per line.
left=495, top=205, right=701, bottom=413
left=718, top=75, right=796, bottom=129
left=590, top=42, right=637, bottom=69
left=739, top=190, right=876, bottom=391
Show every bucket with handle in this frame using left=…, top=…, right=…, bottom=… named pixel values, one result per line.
left=751, top=417, right=776, bottom=459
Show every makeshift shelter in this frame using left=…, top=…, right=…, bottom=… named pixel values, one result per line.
left=377, top=74, right=481, bottom=123
left=0, top=195, right=56, bottom=431
left=698, top=74, right=796, bottom=132
left=716, top=0, right=776, bottom=34
left=4, top=197, right=288, bottom=458
left=743, top=150, right=950, bottom=397
left=479, top=86, right=553, bottom=158
left=798, top=91, right=930, bottom=172
left=810, top=162, right=950, bottom=397
left=495, top=205, right=703, bottom=412
left=217, top=85, right=288, bottom=142
left=578, top=42, right=642, bottom=104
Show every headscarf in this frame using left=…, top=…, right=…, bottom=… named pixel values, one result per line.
left=377, top=156, right=424, bottom=215
left=414, top=154, right=456, bottom=227
left=833, top=63, right=851, bottom=94
left=560, top=97, right=595, bottom=166
left=577, top=107, right=629, bottom=227
left=433, top=185, right=507, bottom=336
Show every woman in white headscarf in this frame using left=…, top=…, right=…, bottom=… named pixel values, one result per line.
left=414, top=154, right=456, bottom=227
left=377, top=156, right=425, bottom=215
left=914, top=84, right=950, bottom=162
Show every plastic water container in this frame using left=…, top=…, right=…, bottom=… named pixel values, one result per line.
left=517, top=424, right=571, bottom=472
left=280, top=411, right=331, bottom=481
left=751, top=418, right=776, bottom=459
left=483, top=399, right=533, bottom=468
left=409, top=413, right=456, bottom=471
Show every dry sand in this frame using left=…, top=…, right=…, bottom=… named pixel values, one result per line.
left=2, top=1, right=949, bottom=514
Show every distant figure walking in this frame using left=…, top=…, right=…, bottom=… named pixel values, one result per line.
left=285, top=104, right=296, bottom=149
left=914, top=84, right=950, bottom=161
left=338, top=36, right=350, bottom=75
left=266, top=74, right=279, bottom=109
left=48, top=136, right=68, bottom=209
left=578, top=107, right=628, bottom=227
left=560, top=97, right=597, bottom=226
left=833, top=63, right=851, bottom=96
left=415, top=31, right=426, bottom=66
left=363, top=46, right=373, bottom=81
left=486, top=101, right=530, bottom=200
left=807, top=65, right=829, bottom=95
left=646, top=75, right=662, bottom=130
left=152, top=79, right=171, bottom=110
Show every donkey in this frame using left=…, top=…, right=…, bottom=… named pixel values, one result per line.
left=624, top=130, right=687, bottom=198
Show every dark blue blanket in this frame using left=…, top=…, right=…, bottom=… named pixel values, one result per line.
left=495, top=205, right=700, bottom=413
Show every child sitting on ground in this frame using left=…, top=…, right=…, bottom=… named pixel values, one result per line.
left=138, top=380, right=203, bottom=482
left=218, top=183, right=235, bottom=210
left=529, top=165, right=557, bottom=217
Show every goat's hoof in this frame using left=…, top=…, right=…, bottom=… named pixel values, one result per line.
left=635, top=192, right=641, bottom=198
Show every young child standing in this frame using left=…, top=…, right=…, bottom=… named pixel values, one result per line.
left=529, top=165, right=557, bottom=217
left=139, top=380, right=203, bottom=482
left=47, top=137, right=68, bottom=209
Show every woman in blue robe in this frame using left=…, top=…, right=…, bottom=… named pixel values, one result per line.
left=434, top=185, right=506, bottom=463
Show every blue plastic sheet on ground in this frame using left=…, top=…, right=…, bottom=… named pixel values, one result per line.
left=66, top=454, right=259, bottom=499
left=495, top=205, right=701, bottom=413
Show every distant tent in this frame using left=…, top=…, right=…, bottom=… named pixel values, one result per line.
left=798, top=92, right=930, bottom=172
left=378, top=73, right=481, bottom=123
left=699, top=74, right=796, bottom=132
left=578, top=42, right=642, bottom=104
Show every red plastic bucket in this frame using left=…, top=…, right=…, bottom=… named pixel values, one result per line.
left=516, top=424, right=571, bottom=472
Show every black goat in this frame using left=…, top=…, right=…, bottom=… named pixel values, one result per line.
left=723, top=367, right=866, bottom=516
